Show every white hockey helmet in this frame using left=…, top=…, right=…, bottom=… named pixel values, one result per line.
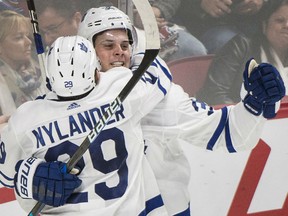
left=78, top=6, right=136, bottom=46
left=46, top=35, right=100, bottom=98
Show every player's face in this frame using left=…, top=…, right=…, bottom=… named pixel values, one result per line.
left=38, top=7, right=81, bottom=47
left=94, top=29, right=131, bottom=72
left=0, top=25, right=32, bottom=69
left=263, top=5, right=288, bottom=54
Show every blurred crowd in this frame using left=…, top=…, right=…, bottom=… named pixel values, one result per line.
left=0, top=0, right=287, bottom=129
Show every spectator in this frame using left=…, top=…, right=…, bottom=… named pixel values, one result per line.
left=133, top=0, right=207, bottom=62
left=0, top=0, right=23, bottom=13
left=33, top=0, right=206, bottom=62
left=197, top=0, right=288, bottom=105
left=175, top=0, right=268, bottom=54
left=34, top=0, right=83, bottom=47
left=0, top=10, right=47, bottom=130
left=34, top=0, right=112, bottom=47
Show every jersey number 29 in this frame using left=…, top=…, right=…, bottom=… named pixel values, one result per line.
left=44, top=127, right=128, bottom=201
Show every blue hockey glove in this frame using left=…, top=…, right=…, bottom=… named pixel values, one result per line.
left=263, top=103, right=280, bottom=119
left=14, top=157, right=82, bottom=207
left=242, top=58, right=285, bottom=118
left=33, top=161, right=82, bottom=207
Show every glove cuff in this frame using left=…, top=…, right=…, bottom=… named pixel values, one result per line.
left=241, top=84, right=263, bottom=116
left=263, top=101, right=281, bottom=119
left=15, top=157, right=44, bottom=199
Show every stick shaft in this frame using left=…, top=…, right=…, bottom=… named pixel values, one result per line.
left=26, top=0, right=46, bottom=82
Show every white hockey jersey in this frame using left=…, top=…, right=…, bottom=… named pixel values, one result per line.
left=134, top=57, right=267, bottom=215
left=0, top=66, right=172, bottom=216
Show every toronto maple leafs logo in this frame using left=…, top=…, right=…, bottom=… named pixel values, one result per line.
left=0, top=141, right=6, bottom=164
left=78, top=42, right=88, bottom=53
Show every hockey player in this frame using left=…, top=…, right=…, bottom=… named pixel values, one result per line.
left=0, top=35, right=171, bottom=215
left=77, top=6, right=286, bottom=215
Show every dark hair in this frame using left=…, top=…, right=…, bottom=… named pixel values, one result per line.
left=259, top=0, right=288, bottom=65
left=261, top=0, right=288, bottom=22
left=34, top=0, right=80, bottom=18
left=34, top=0, right=113, bottom=17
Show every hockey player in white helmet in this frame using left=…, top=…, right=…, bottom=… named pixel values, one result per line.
left=0, top=35, right=172, bottom=215
left=78, top=6, right=192, bottom=215
left=77, top=6, right=138, bottom=71
left=77, top=6, right=286, bottom=216
left=46, top=36, right=97, bottom=98
left=77, top=6, right=135, bottom=47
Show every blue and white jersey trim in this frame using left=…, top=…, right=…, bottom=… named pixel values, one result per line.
left=206, top=107, right=228, bottom=151
left=205, top=107, right=237, bottom=152
left=0, top=171, right=14, bottom=188
left=225, top=120, right=236, bottom=153
left=154, top=58, right=172, bottom=81
left=138, top=195, right=164, bottom=216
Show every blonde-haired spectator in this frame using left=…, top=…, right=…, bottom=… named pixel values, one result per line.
left=0, top=10, right=47, bottom=130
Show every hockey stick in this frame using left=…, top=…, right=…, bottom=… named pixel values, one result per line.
left=27, top=0, right=160, bottom=215
left=26, top=0, right=46, bottom=83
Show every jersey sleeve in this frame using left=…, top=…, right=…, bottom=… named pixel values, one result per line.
left=131, top=53, right=172, bottom=119
left=142, top=83, right=266, bottom=153
left=178, top=100, right=266, bottom=152
left=0, top=124, right=29, bottom=188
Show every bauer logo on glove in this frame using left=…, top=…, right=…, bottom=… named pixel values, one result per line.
left=242, top=58, right=286, bottom=118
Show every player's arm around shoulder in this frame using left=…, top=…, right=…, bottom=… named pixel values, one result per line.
left=135, top=55, right=173, bottom=116
left=138, top=54, right=172, bottom=92
left=131, top=53, right=172, bottom=87
left=0, top=119, right=29, bottom=189
left=0, top=96, right=49, bottom=189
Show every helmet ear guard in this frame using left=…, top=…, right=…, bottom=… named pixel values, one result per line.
left=46, top=35, right=101, bottom=98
